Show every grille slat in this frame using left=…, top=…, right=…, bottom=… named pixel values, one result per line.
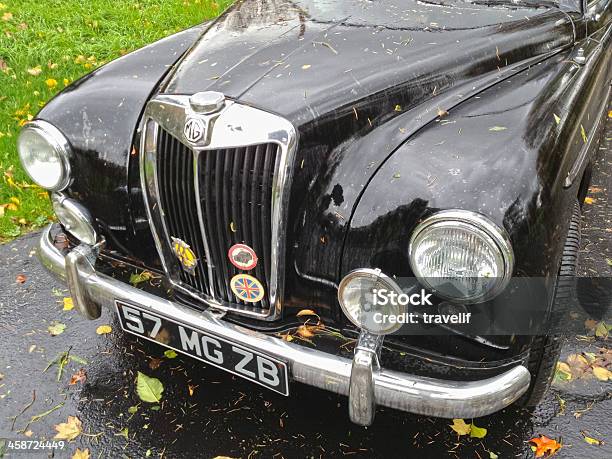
left=156, top=128, right=279, bottom=315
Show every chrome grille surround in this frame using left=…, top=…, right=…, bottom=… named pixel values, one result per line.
left=139, top=94, right=297, bottom=320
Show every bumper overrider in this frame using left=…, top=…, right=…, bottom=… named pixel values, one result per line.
left=38, top=224, right=530, bottom=425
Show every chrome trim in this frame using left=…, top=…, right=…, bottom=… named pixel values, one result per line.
left=18, top=119, right=72, bottom=191
left=38, top=224, right=532, bottom=422
left=408, top=210, right=514, bottom=304
left=139, top=95, right=297, bottom=320
left=337, top=268, right=406, bottom=334
left=349, top=331, right=383, bottom=425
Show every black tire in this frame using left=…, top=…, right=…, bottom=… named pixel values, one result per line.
left=519, top=201, right=581, bottom=407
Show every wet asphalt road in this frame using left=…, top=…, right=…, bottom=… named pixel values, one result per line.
left=0, top=116, right=610, bottom=459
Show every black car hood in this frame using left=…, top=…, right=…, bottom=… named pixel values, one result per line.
left=164, top=0, right=573, bottom=125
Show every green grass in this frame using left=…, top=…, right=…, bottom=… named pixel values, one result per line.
left=0, top=0, right=230, bottom=241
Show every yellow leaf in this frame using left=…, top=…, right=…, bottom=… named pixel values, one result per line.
left=581, top=431, right=604, bottom=446
left=394, top=104, right=402, bottom=112
left=608, top=110, right=612, bottom=119
left=450, top=418, right=471, bottom=436
left=296, top=309, right=318, bottom=317
left=45, top=78, right=57, bottom=89
left=72, top=448, right=90, bottom=459
left=63, top=297, right=74, bottom=311
left=63, top=78, right=70, bottom=86
left=301, top=64, right=311, bottom=70
left=580, top=124, right=587, bottom=143
left=54, top=416, right=82, bottom=441
left=96, top=325, right=112, bottom=335
left=9, top=196, right=20, bottom=205
left=470, top=422, right=487, bottom=439
left=296, top=325, right=315, bottom=338
left=592, top=366, right=610, bottom=381
left=584, top=197, right=595, bottom=205
left=553, top=113, right=561, bottom=125
left=5, top=202, right=17, bottom=211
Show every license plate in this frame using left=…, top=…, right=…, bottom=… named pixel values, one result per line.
left=114, top=301, right=289, bottom=396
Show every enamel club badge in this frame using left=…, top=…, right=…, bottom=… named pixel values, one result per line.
left=230, top=274, right=265, bottom=303
left=227, top=243, right=258, bottom=270
left=171, top=237, right=198, bottom=272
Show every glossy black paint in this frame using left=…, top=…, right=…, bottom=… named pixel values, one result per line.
left=33, top=0, right=612, bottom=368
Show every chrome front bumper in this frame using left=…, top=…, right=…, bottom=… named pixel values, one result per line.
left=38, top=224, right=531, bottom=425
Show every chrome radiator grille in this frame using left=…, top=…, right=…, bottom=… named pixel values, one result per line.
left=140, top=94, right=296, bottom=320
left=156, top=129, right=279, bottom=312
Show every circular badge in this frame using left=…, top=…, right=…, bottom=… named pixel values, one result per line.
left=230, top=274, right=265, bottom=303
left=171, top=237, right=198, bottom=272
left=184, top=117, right=206, bottom=143
left=227, top=243, right=258, bottom=270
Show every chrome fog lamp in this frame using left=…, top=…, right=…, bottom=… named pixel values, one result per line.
left=17, top=120, right=72, bottom=191
left=338, top=268, right=406, bottom=335
left=52, top=194, right=97, bottom=245
left=409, top=210, right=513, bottom=303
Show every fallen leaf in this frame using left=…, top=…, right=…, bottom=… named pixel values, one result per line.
left=608, top=110, right=612, bottom=119
left=592, top=366, right=610, bottom=381
left=581, top=431, right=604, bottom=446
left=450, top=418, right=471, bottom=436
left=63, top=297, right=74, bottom=311
left=296, top=309, right=318, bottom=318
left=129, top=271, right=153, bottom=286
left=296, top=325, right=315, bottom=338
left=580, top=124, right=588, bottom=143
left=27, top=66, right=42, bottom=76
left=127, top=405, right=138, bottom=414
left=24, top=430, right=33, bottom=437
left=188, top=384, right=196, bottom=396
left=528, top=435, right=562, bottom=457
left=69, top=369, right=87, bottom=385
left=301, top=64, right=311, bottom=70
left=553, top=113, right=561, bottom=125
left=115, top=427, right=128, bottom=440
left=470, top=422, right=487, bottom=439
left=148, top=358, right=163, bottom=370
left=163, top=349, right=177, bottom=359
left=28, top=344, right=36, bottom=353
left=54, top=416, right=82, bottom=441
left=96, top=325, right=112, bottom=335
left=489, top=126, right=507, bottom=131
left=554, top=361, right=572, bottom=381
left=136, top=371, right=164, bottom=403
left=2, top=11, right=12, bottom=21
left=595, top=321, right=609, bottom=339
left=45, top=78, right=57, bottom=89
left=16, top=274, right=26, bottom=284
left=48, top=322, right=66, bottom=336
left=489, top=452, right=498, bottom=459
left=437, top=108, right=449, bottom=118
left=584, top=197, right=596, bottom=205
left=72, top=448, right=90, bottom=459
left=585, top=318, right=598, bottom=330
left=394, top=104, right=402, bottom=112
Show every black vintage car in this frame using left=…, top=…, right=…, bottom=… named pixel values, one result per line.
left=19, top=0, right=610, bottom=425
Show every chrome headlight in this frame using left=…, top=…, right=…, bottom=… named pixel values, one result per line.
left=17, top=120, right=72, bottom=191
left=338, top=268, right=405, bottom=335
left=409, top=210, right=513, bottom=303
left=52, top=194, right=97, bottom=245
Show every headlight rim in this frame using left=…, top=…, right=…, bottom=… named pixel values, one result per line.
left=408, top=210, right=514, bottom=303
left=18, top=119, right=73, bottom=191
left=337, top=267, right=406, bottom=335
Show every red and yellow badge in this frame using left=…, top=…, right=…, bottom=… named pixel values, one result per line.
left=230, top=274, right=265, bottom=303
left=171, top=237, right=197, bottom=272
left=227, top=243, right=258, bottom=270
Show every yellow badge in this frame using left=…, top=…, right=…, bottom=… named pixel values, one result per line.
left=171, top=237, right=198, bottom=272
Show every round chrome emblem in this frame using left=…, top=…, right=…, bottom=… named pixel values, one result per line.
left=184, top=117, right=205, bottom=143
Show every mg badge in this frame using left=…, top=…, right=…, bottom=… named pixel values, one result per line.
left=228, top=243, right=258, bottom=270
left=171, top=237, right=198, bottom=272
left=184, top=117, right=206, bottom=143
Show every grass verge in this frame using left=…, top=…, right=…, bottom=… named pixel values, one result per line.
left=0, top=0, right=229, bottom=241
